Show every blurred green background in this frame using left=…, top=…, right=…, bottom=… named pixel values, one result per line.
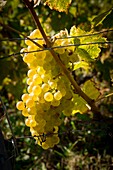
left=0, top=0, right=113, bottom=169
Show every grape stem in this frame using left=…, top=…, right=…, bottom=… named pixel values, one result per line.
left=23, top=0, right=100, bottom=117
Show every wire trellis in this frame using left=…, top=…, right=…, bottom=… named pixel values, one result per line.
left=0, top=28, right=113, bottom=163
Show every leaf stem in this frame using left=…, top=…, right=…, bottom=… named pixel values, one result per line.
left=23, top=0, right=100, bottom=116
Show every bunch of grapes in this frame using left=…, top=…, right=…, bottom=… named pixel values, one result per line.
left=16, top=29, right=76, bottom=149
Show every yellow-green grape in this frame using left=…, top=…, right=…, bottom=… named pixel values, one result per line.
left=32, top=85, right=42, bottom=96
left=21, top=93, right=30, bottom=102
left=27, top=78, right=32, bottom=85
left=41, top=74, right=50, bottom=83
left=54, top=91, right=62, bottom=100
left=48, top=80, right=57, bottom=89
left=41, top=142, right=49, bottom=150
left=22, top=108, right=29, bottom=117
left=30, top=128, right=38, bottom=136
left=16, top=101, right=25, bottom=110
left=27, top=69, right=36, bottom=78
left=51, top=99, right=60, bottom=107
left=23, top=53, right=36, bottom=64
left=38, top=93, right=45, bottom=103
left=25, top=36, right=34, bottom=46
left=20, top=48, right=28, bottom=57
left=26, top=98, right=35, bottom=108
left=35, top=51, right=46, bottom=60
left=27, top=82, right=34, bottom=93
left=37, top=67, right=45, bottom=75
left=27, top=106, right=37, bottom=115
left=30, top=29, right=42, bottom=39
left=41, top=83, right=50, bottom=92
left=25, top=117, right=36, bottom=127
left=44, top=92, right=53, bottom=102
left=33, top=74, right=42, bottom=85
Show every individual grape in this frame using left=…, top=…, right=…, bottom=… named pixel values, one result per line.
left=37, top=67, right=45, bottom=75
left=22, top=108, right=29, bottom=117
left=33, top=74, right=42, bottom=85
left=23, top=53, right=36, bottom=63
left=48, top=80, right=57, bottom=89
left=32, top=85, right=42, bottom=96
left=27, top=69, right=36, bottom=78
left=54, top=91, right=62, bottom=100
left=27, top=78, right=32, bottom=85
left=37, top=93, right=45, bottom=103
left=30, top=29, right=42, bottom=39
left=44, top=92, right=53, bottom=102
left=51, top=99, right=60, bottom=107
left=27, top=82, right=34, bottom=93
left=26, top=98, right=35, bottom=108
left=21, top=93, right=30, bottom=102
left=16, top=101, right=25, bottom=110
left=41, top=74, right=50, bottom=83
left=41, top=142, right=49, bottom=150
left=41, top=83, right=50, bottom=92
left=27, top=106, right=37, bottom=115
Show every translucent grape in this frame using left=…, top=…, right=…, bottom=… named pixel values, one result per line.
left=44, top=92, right=53, bottom=102
left=54, top=91, right=62, bottom=100
left=26, top=98, right=35, bottom=108
left=16, top=101, right=25, bottom=110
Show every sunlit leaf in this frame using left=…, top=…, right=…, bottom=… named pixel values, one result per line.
left=72, top=94, right=89, bottom=114
left=73, top=61, right=89, bottom=70
left=44, top=0, right=72, bottom=13
left=82, top=80, right=100, bottom=100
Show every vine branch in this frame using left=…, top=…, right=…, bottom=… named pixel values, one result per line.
left=23, top=0, right=100, bottom=117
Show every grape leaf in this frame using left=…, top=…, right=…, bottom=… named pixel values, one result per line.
left=82, top=80, right=100, bottom=100
left=70, top=26, right=106, bottom=61
left=72, top=94, right=88, bottom=114
left=92, top=8, right=112, bottom=27
left=73, top=61, right=89, bottom=70
left=44, top=0, right=72, bottom=13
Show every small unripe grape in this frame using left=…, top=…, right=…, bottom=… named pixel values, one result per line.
left=16, top=101, right=25, bottom=110
left=54, top=91, right=62, bottom=100
left=44, top=92, right=53, bottom=102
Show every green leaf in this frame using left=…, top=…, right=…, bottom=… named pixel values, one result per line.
left=82, top=80, right=100, bottom=100
left=44, top=0, right=72, bottom=13
left=76, top=48, right=93, bottom=62
left=73, top=61, right=89, bottom=70
left=70, top=26, right=106, bottom=61
left=92, top=8, right=112, bottom=27
left=72, top=94, right=88, bottom=114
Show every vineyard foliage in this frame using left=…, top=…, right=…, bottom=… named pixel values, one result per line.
left=0, top=0, right=113, bottom=169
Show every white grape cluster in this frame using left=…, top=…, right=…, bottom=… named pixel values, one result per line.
left=16, top=29, right=75, bottom=149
